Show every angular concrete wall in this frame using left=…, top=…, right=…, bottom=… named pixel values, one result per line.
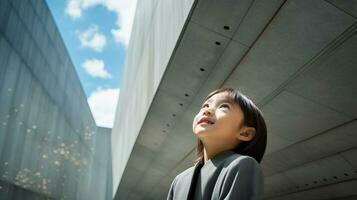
left=112, top=0, right=357, bottom=199
left=111, top=0, right=196, bottom=197
left=0, top=0, right=112, bottom=199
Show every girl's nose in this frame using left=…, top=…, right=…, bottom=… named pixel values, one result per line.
left=203, top=108, right=212, bottom=116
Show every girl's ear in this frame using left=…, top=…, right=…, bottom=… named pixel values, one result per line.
left=236, top=126, right=256, bottom=141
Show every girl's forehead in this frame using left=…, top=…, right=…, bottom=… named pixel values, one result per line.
left=205, top=92, right=231, bottom=103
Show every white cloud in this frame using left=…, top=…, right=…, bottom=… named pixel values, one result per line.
left=88, top=87, right=120, bottom=128
left=65, top=0, right=82, bottom=19
left=65, top=0, right=138, bottom=47
left=82, top=58, right=112, bottom=79
left=76, top=25, right=106, bottom=52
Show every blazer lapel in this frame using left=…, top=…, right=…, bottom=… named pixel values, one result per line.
left=186, top=159, right=203, bottom=200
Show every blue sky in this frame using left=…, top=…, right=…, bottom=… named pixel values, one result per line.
left=46, top=0, right=137, bottom=128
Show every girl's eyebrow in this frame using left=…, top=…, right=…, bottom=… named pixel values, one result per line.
left=202, top=98, right=232, bottom=106
left=218, top=99, right=232, bottom=105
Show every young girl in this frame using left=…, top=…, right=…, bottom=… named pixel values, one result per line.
left=166, top=87, right=267, bottom=200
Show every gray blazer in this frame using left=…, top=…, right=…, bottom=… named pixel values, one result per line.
left=166, top=150, right=264, bottom=200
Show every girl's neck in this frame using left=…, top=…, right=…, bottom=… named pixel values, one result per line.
left=203, top=146, right=232, bottom=164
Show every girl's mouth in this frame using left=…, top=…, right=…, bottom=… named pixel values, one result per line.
left=199, top=121, right=212, bottom=125
left=197, top=117, right=215, bottom=125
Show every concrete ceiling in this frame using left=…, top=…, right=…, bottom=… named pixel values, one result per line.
left=115, top=0, right=357, bottom=199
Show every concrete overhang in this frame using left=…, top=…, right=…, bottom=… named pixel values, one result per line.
left=114, top=0, right=357, bottom=199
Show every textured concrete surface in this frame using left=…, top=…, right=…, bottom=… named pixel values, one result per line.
left=112, top=0, right=357, bottom=199
left=0, top=0, right=112, bottom=199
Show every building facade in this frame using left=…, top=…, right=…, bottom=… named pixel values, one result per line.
left=111, top=0, right=196, bottom=198
left=0, top=0, right=112, bottom=199
left=112, top=0, right=357, bottom=199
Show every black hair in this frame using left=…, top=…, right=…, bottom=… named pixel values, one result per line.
left=194, top=87, right=267, bottom=163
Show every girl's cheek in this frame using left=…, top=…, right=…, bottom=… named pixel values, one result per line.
left=193, top=114, right=200, bottom=126
left=215, top=113, right=231, bottom=126
left=194, top=113, right=200, bottom=121
left=215, top=111, right=225, bottom=121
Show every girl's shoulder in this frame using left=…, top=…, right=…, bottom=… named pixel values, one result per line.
left=226, top=153, right=260, bottom=166
left=223, top=153, right=262, bottom=172
left=174, top=153, right=260, bottom=181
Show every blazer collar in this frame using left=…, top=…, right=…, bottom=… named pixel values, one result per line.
left=186, top=149, right=237, bottom=200
left=201, top=149, right=237, bottom=168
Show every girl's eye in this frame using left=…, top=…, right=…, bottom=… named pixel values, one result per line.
left=201, top=103, right=230, bottom=109
left=201, top=103, right=208, bottom=108
left=220, top=104, right=230, bottom=109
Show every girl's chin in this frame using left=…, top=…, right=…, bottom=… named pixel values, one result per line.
left=194, top=127, right=215, bottom=135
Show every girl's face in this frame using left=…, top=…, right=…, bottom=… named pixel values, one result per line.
left=192, top=91, right=245, bottom=146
